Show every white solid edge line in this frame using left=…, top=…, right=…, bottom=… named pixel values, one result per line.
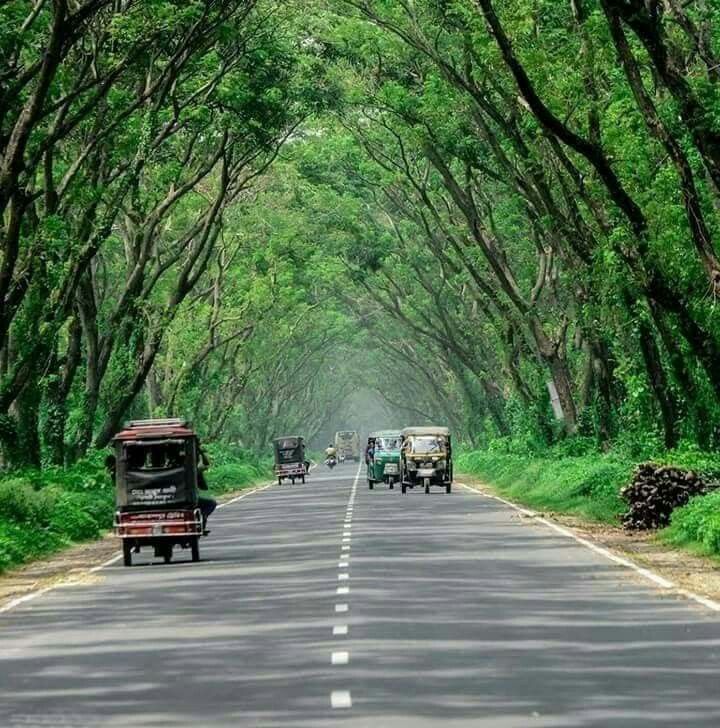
left=0, top=479, right=277, bottom=616
left=331, top=690, right=352, bottom=709
left=217, top=482, right=272, bottom=508
left=458, top=482, right=720, bottom=612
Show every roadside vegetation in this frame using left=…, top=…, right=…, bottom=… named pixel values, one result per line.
left=457, top=443, right=632, bottom=523
left=458, top=440, right=720, bottom=557
left=3, top=2, right=720, bottom=569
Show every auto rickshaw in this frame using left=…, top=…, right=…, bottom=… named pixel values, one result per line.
left=399, top=426, right=453, bottom=495
left=366, top=430, right=402, bottom=490
left=274, top=436, right=307, bottom=484
left=112, top=418, right=205, bottom=566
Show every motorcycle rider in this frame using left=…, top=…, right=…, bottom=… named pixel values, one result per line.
left=325, top=443, right=337, bottom=466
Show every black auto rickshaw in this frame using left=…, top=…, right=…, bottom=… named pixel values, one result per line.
left=112, top=419, right=205, bottom=566
left=400, top=426, right=453, bottom=494
left=274, top=436, right=307, bottom=484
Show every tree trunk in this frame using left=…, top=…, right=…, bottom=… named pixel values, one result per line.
left=638, top=318, right=679, bottom=449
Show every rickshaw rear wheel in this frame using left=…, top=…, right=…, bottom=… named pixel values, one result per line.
left=389, top=482, right=394, bottom=489
left=401, top=483, right=407, bottom=494
left=368, top=480, right=374, bottom=490
left=122, top=540, right=133, bottom=567
left=277, top=477, right=282, bottom=485
left=446, top=483, right=452, bottom=494
left=424, top=480, right=430, bottom=495
left=301, top=475, right=305, bottom=484
left=191, top=537, right=200, bottom=562
left=162, top=544, right=173, bottom=564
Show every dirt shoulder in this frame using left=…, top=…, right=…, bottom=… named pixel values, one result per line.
left=0, top=481, right=271, bottom=612
left=459, top=475, right=720, bottom=607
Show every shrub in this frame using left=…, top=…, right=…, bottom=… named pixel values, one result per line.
left=0, top=478, right=56, bottom=525
left=663, top=490, right=720, bottom=555
left=49, top=493, right=104, bottom=541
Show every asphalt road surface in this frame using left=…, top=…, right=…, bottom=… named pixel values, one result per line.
left=2, top=462, right=720, bottom=727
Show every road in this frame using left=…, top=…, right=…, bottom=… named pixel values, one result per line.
left=2, top=461, right=720, bottom=727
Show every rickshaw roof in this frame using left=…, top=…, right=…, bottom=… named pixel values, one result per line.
left=274, top=436, right=304, bottom=444
left=114, top=418, right=196, bottom=442
left=369, top=430, right=402, bottom=438
left=402, top=426, right=450, bottom=437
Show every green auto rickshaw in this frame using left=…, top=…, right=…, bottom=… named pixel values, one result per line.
left=366, top=430, right=402, bottom=490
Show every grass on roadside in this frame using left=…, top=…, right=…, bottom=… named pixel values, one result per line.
left=456, top=448, right=632, bottom=523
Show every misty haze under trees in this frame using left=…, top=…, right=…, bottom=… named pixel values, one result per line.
left=2, top=0, right=720, bottom=468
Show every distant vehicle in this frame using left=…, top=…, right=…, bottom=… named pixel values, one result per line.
left=400, top=426, right=453, bottom=495
left=335, top=430, right=360, bottom=462
left=112, top=418, right=205, bottom=566
left=366, top=430, right=402, bottom=490
left=274, top=436, right=307, bottom=485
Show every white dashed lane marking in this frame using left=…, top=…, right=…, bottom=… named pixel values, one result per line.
left=331, top=690, right=352, bottom=709
left=328, top=461, right=360, bottom=714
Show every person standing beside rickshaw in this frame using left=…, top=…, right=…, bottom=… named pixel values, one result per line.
left=196, top=446, right=216, bottom=534
left=164, top=442, right=216, bottom=533
left=365, top=438, right=375, bottom=465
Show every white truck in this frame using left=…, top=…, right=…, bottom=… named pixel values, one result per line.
left=334, top=430, right=360, bottom=462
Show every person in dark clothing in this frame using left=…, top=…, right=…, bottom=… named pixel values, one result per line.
left=104, top=453, right=117, bottom=482
left=197, top=446, right=216, bottom=534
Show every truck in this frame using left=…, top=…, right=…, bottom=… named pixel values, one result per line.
left=334, top=430, right=360, bottom=462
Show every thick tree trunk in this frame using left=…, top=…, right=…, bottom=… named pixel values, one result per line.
left=530, top=318, right=578, bottom=435
left=42, top=316, right=82, bottom=465
left=638, top=318, right=679, bottom=449
left=11, top=379, right=41, bottom=467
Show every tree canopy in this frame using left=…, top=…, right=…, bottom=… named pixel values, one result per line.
left=2, top=0, right=720, bottom=465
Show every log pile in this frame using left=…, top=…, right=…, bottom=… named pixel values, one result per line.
left=621, top=463, right=711, bottom=530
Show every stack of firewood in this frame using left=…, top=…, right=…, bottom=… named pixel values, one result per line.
left=621, top=463, right=710, bottom=530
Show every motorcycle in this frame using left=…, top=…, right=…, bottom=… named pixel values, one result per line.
left=325, top=456, right=337, bottom=469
